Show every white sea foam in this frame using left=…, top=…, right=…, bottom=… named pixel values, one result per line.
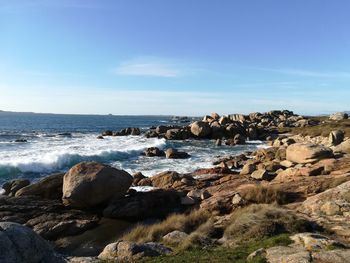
left=0, top=134, right=166, bottom=177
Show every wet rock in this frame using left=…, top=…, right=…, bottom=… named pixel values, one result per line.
left=14, top=139, right=27, bottom=143
left=114, top=127, right=141, bottom=136
left=102, top=130, right=113, bottom=136
left=132, top=172, right=146, bottom=186
left=2, top=179, right=30, bottom=196
left=165, top=148, right=190, bottom=159
left=62, top=162, right=133, bottom=208
left=0, top=222, right=64, bottom=263
left=215, top=138, right=222, bottom=146
left=15, top=173, right=63, bottom=200
left=96, top=135, right=104, bottom=139
left=143, top=147, right=165, bottom=157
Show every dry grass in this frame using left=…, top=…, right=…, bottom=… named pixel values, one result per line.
left=240, top=185, right=293, bottom=205
left=223, top=204, right=313, bottom=245
left=278, top=117, right=350, bottom=137
left=121, top=209, right=210, bottom=243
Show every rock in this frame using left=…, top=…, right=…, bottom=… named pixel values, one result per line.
left=150, top=171, right=182, bottom=188
left=274, top=168, right=300, bottom=181
left=114, top=127, right=141, bottom=136
left=240, top=163, right=256, bottom=175
left=247, top=248, right=266, bottom=262
left=219, top=116, right=230, bottom=125
left=0, top=222, right=64, bottom=263
left=231, top=193, right=244, bottom=205
left=15, top=173, right=63, bottom=199
left=251, top=169, right=274, bottom=181
left=280, top=160, right=294, bottom=168
left=187, top=189, right=202, bottom=200
left=102, top=130, right=113, bottom=136
left=290, top=232, right=345, bottom=250
left=265, top=246, right=311, bottom=263
left=62, top=162, right=133, bottom=208
left=333, top=139, right=350, bottom=154
left=165, top=128, right=190, bottom=140
left=163, top=230, right=189, bottom=244
left=2, top=179, right=30, bottom=196
left=234, top=134, right=246, bottom=145
left=329, top=130, right=345, bottom=146
left=181, top=196, right=197, bottom=205
left=300, top=180, right=350, bottom=216
left=0, top=195, right=99, bottom=240
left=321, top=201, right=341, bottom=216
left=286, top=143, right=333, bottom=164
left=190, top=121, right=211, bottom=138
left=312, top=249, right=350, bottom=263
left=99, top=241, right=172, bottom=261
left=201, top=190, right=211, bottom=200
left=14, top=139, right=27, bottom=143
left=132, top=172, right=146, bottom=186
left=165, top=148, right=190, bottom=159
left=211, top=112, right=220, bottom=120
left=143, top=147, right=165, bottom=157
left=96, top=135, right=104, bottom=139
left=215, top=139, right=222, bottom=146
left=330, top=112, right=348, bottom=121
left=103, top=190, right=183, bottom=220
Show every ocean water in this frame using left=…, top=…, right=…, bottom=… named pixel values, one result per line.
left=0, top=112, right=263, bottom=184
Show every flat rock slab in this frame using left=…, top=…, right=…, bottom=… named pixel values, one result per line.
left=0, top=195, right=99, bottom=240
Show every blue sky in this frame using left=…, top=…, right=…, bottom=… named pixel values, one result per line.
left=1, top=0, right=350, bottom=115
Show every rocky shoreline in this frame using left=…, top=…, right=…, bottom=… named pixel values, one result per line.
left=1, top=110, right=350, bottom=262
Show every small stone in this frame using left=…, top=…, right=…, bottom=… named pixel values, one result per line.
left=232, top=193, right=244, bottom=205
left=181, top=196, right=197, bottom=205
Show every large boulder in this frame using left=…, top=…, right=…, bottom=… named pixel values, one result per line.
left=330, top=112, right=348, bottom=121
left=0, top=222, right=64, bottom=263
left=286, top=143, right=333, bottom=164
left=15, top=173, right=64, bottom=199
left=190, top=121, right=211, bottom=138
left=62, top=162, right=133, bottom=208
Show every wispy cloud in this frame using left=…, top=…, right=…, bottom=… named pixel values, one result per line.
left=113, top=57, right=183, bottom=78
left=258, top=67, right=350, bottom=78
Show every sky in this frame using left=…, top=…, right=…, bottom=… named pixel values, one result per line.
left=1, top=0, right=350, bottom=116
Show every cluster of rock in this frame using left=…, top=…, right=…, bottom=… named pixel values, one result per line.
left=1, top=110, right=350, bottom=262
left=101, top=127, right=140, bottom=137
left=142, top=147, right=190, bottom=159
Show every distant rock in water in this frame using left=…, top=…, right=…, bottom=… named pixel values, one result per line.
left=14, top=139, right=27, bottom=143
left=114, top=127, right=141, bottom=136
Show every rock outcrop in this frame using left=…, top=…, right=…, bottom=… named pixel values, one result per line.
left=0, top=222, right=64, bottom=263
left=286, top=143, right=333, bottom=164
left=62, top=162, right=133, bottom=208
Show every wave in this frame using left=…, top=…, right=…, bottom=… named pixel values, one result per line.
left=0, top=135, right=166, bottom=181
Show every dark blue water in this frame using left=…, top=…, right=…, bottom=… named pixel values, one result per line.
left=0, top=112, right=262, bottom=185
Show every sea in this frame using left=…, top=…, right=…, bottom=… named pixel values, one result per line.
left=0, top=111, right=264, bottom=185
